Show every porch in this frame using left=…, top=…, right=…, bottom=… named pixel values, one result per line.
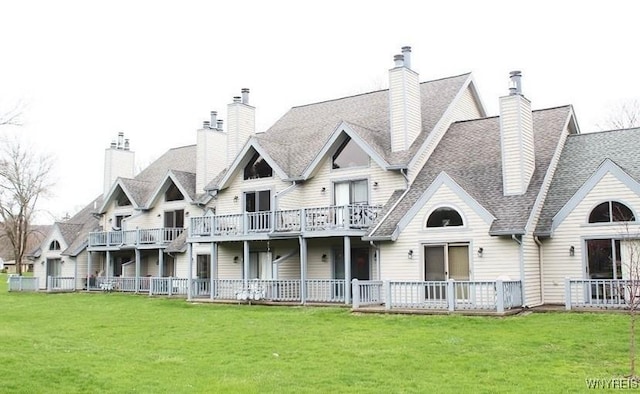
left=188, top=204, right=381, bottom=239
left=88, top=227, right=184, bottom=248
left=351, top=279, right=524, bottom=314
left=190, top=279, right=346, bottom=303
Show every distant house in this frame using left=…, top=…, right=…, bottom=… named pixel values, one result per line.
left=30, top=46, right=640, bottom=312
left=1, top=225, right=49, bottom=273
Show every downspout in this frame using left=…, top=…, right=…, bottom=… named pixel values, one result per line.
left=370, top=241, right=380, bottom=280
left=512, top=234, right=525, bottom=307
left=400, top=168, right=410, bottom=189
left=534, top=236, right=544, bottom=305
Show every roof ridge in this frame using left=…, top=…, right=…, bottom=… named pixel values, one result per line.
left=450, top=105, right=573, bottom=125
left=291, top=72, right=472, bottom=110
left=568, top=127, right=640, bottom=137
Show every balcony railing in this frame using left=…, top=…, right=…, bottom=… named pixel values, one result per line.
left=564, top=278, right=633, bottom=310
left=352, top=280, right=523, bottom=313
left=189, top=204, right=382, bottom=237
left=88, top=227, right=184, bottom=248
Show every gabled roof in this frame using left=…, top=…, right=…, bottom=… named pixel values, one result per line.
left=253, top=73, right=475, bottom=178
left=145, top=170, right=197, bottom=208
left=99, top=145, right=197, bottom=212
left=213, top=138, right=288, bottom=190
left=536, top=128, right=640, bottom=236
left=369, top=106, right=573, bottom=238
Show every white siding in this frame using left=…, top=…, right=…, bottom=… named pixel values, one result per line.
left=196, top=128, right=227, bottom=193
left=103, top=147, right=135, bottom=197
left=280, top=155, right=405, bottom=210
left=217, top=172, right=291, bottom=215
left=389, top=67, right=421, bottom=152
left=522, top=236, right=541, bottom=305
left=409, top=86, right=483, bottom=181
left=381, top=182, right=521, bottom=281
left=226, top=103, right=255, bottom=167
left=543, top=173, right=640, bottom=303
left=499, top=94, right=534, bottom=196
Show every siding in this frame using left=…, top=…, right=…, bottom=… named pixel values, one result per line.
left=381, top=182, right=520, bottom=281
left=226, top=103, right=255, bottom=167
left=543, top=172, right=640, bottom=303
left=196, top=128, right=227, bottom=193
left=103, top=148, right=135, bottom=196
left=217, top=171, right=291, bottom=215
left=499, top=94, right=534, bottom=195
left=389, top=67, right=421, bottom=152
left=409, top=86, right=483, bottom=181
left=281, top=155, right=405, bottom=210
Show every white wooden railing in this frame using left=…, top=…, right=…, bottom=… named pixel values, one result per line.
left=191, top=279, right=346, bottom=303
left=88, top=228, right=184, bottom=247
left=189, top=204, right=382, bottom=237
left=8, top=276, right=39, bottom=292
left=565, top=278, right=631, bottom=310
left=47, top=276, right=75, bottom=292
left=352, top=280, right=523, bottom=313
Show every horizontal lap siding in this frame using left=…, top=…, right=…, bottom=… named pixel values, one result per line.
left=382, top=183, right=520, bottom=281
left=543, top=173, right=640, bottom=303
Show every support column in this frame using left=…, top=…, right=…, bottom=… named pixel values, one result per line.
left=187, top=243, right=193, bottom=301
left=344, top=236, right=351, bottom=305
left=243, top=241, right=250, bottom=288
left=299, top=236, right=307, bottom=305
left=135, top=249, right=141, bottom=293
left=158, top=249, right=164, bottom=277
left=106, top=250, right=111, bottom=279
left=87, top=251, right=92, bottom=290
left=210, top=242, right=217, bottom=301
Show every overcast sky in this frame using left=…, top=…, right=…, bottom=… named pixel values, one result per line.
left=1, top=0, right=639, bottom=223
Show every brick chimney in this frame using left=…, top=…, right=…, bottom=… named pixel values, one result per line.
left=103, top=132, right=135, bottom=197
left=500, top=71, right=535, bottom=196
left=389, top=46, right=422, bottom=152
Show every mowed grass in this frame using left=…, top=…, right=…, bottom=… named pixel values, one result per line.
left=0, top=274, right=632, bottom=393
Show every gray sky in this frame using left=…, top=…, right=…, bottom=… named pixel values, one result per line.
left=1, top=0, right=639, bottom=223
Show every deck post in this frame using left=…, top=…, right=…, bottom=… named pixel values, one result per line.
left=299, top=236, right=307, bottom=305
left=564, top=277, right=572, bottom=311
left=158, top=249, right=164, bottom=278
left=447, top=279, right=455, bottom=312
left=135, top=249, right=141, bottom=293
left=87, top=251, right=92, bottom=290
left=187, top=243, right=193, bottom=301
left=168, top=277, right=173, bottom=297
left=344, top=236, right=351, bottom=305
left=47, top=275, right=52, bottom=292
left=385, top=280, right=391, bottom=310
left=496, top=280, right=505, bottom=313
left=106, top=250, right=111, bottom=279
left=243, top=241, right=250, bottom=289
left=210, top=242, right=217, bottom=300
left=352, top=279, right=360, bottom=309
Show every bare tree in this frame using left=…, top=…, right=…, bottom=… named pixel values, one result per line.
left=598, top=99, right=640, bottom=130
left=0, top=101, right=25, bottom=127
left=0, top=137, right=54, bottom=275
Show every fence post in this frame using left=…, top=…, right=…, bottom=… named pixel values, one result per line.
left=564, top=277, right=572, bottom=311
left=47, top=275, right=52, bottom=292
left=149, top=278, right=153, bottom=296
left=352, top=279, right=360, bottom=309
left=447, top=280, right=455, bottom=312
left=496, top=280, right=504, bottom=313
left=385, top=280, right=391, bottom=310
left=168, top=277, right=173, bottom=297
left=18, top=276, right=23, bottom=292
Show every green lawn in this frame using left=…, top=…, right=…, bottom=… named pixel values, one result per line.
left=0, top=273, right=633, bottom=393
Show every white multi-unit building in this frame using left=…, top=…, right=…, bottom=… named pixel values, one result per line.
left=29, top=47, right=640, bottom=312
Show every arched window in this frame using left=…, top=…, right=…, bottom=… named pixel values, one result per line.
left=49, top=240, right=61, bottom=250
left=588, top=201, right=635, bottom=223
left=426, top=207, right=464, bottom=227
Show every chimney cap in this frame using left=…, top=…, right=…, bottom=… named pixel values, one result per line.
left=233, top=96, right=241, bottom=103
left=241, top=88, right=250, bottom=93
left=393, top=54, right=404, bottom=67
left=401, top=46, right=412, bottom=52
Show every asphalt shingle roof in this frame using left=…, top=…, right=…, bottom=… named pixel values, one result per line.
left=535, top=127, right=640, bottom=236
left=61, top=195, right=103, bottom=256
left=369, top=106, right=573, bottom=238
left=254, top=73, right=472, bottom=178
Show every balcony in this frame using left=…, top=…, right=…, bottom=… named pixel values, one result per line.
left=189, top=204, right=382, bottom=238
left=88, top=228, right=184, bottom=248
